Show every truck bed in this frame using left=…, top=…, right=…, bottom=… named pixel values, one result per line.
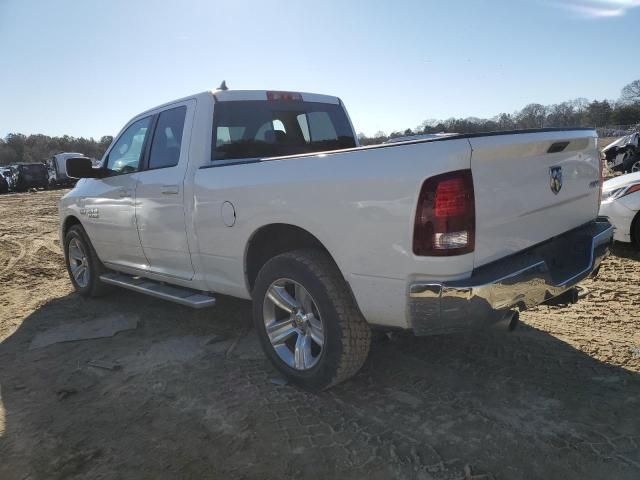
left=193, top=127, right=600, bottom=327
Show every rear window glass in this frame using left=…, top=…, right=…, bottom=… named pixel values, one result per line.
left=212, top=100, right=356, bottom=161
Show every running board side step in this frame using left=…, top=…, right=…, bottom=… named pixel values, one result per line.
left=99, top=273, right=216, bottom=309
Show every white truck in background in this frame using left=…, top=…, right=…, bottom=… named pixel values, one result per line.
left=47, top=152, right=84, bottom=188
left=59, top=87, right=612, bottom=390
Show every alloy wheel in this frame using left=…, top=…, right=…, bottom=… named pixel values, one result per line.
left=68, top=237, right=90, bottom=288
left=262, top=278, right=325, bottom=370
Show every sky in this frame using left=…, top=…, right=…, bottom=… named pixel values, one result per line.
left=0, top=0, right=639, bottom=138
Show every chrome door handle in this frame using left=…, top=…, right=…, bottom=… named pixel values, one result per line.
left=161, top=185, right=179, bottom=195
left=118, top=188, right=132, bottom=198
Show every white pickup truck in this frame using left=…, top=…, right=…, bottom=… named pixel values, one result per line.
left=60, top=87, right=613, bottom=390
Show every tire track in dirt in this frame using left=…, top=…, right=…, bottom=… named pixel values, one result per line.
left=0, top=238, right=26, bottom=278
left=0, top=190, right=70, bottom=339
left=0, top=189, right=639, bottom=480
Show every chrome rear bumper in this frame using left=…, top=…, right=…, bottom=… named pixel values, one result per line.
left=408, top=221, right=613, bottom=335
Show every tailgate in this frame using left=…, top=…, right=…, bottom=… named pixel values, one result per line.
left=470, top=129, right=600, bottom=267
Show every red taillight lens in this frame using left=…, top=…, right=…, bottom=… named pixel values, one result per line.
left=266, top=91, right=302, bottom=101
left=434, top=178, right=467, bottom=217
left=413, top=169, right=475, bottom=256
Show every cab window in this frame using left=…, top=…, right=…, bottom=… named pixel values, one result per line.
left=148, top=106, right=187, bottom=169
left=212, top=101, right=356, bottom=161
left=105, top=116, right=152, bottom=174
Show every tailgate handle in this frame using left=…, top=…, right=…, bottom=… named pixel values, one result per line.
left=547, top=141, right=570, bottom=154
left=161, top=184, right=179, bottom=195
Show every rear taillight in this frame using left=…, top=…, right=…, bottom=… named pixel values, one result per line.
left=413, top=169, right=475, bottom=256
left=266, top=91, right=302, bottom=101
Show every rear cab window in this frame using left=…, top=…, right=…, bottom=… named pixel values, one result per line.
left=212, top=100, right=356, bottom=162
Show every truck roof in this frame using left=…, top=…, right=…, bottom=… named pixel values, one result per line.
left=54, top=152, right=84, bottom=158
left=135, top=89, right=341, bottom=119
left=212, top=89, right=340, bottom=105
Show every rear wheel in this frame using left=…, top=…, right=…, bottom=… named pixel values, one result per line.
left=64, top=225, right=110, bottom=297
left=252, top=249, right=371, bottom=391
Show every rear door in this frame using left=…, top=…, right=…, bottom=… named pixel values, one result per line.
left=134, top=100, right=195, bottom=280
left=470, top=129, right=600, bottom=267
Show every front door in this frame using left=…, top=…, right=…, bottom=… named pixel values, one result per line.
left=134, top=102, right=195, bottom=280
left=82, top=116, right=152, bottom=270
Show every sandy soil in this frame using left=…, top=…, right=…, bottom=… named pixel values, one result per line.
left=0, top=189, right=639, bottom=480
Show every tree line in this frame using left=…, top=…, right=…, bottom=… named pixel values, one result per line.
left=2, top=80, right=639, bottom=161
left=359, top=79, right=640, bottom=145
left=0, top=134, right=113, bottom=166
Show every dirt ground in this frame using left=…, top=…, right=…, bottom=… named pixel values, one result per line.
left=0, top=189, right=639, bottom=480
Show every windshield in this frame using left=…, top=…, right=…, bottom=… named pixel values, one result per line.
left=212, top=100, right=356, bottom=161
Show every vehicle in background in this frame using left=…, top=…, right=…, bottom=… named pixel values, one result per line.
left=602, top=132, right=639, bottom=173
left=0, top=173, right=8, bottom=194
left=60, top=87, right=611, bottom=390
left=599, top=171, right=640, bottom=250
left=46, top=152, right=83, bottom=188
left=13, top=162, right=49, bottom=191
left=47, top=165, right=56, bottom=187
left=0, top=166, right=18, bottom=191
left=384, top=132, right=458, bottom=143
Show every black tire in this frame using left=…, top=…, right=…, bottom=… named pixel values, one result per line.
left=64, top=224, right=110, bottom=297
left=632, top=213, right=640, bottom=251
left=252, top=249, right=371, bottom=391
left=623, top=149, right=640, bottom=173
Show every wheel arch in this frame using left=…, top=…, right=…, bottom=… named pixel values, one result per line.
left=244, top=223, right=342, bottom=293
left=62, top=214, right=83, bottom=238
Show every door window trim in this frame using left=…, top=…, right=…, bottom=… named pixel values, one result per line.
left=100, top=100, right=192, bottom=178
left=140, top=105, right=188, bottom=172
left=138, top=114, right=159, bottom=172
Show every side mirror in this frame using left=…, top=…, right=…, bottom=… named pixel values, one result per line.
left=66, top=157, right=104, bottom=179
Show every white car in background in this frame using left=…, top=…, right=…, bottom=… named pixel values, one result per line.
left=599, top=171, right=640, bottom=250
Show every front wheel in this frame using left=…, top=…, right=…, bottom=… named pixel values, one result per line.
left=252, top=249, right=371, bottom=391
left=632, top=213, right=640, bottom=251
left=64, top=225, right=110, bottom=297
